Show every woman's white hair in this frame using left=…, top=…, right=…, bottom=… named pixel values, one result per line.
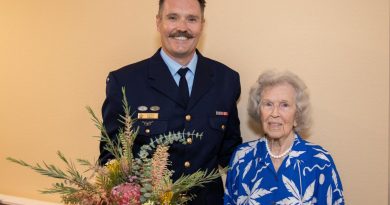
left=247, top=70, right=311, bottom=136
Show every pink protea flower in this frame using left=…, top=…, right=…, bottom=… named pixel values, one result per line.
left=111, top=183, right=141, bottom=205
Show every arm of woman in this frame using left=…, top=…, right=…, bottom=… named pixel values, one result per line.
left=224, top=151, right=241, bottom=205
left=315, top=156, right=345, bottom=205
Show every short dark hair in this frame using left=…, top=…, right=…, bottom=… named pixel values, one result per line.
left=158, top=0, right=206, bottom=15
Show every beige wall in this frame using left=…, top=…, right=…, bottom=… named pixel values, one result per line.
left=0, top=0, right=388, bottom=204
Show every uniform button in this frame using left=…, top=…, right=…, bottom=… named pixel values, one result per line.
left=145, top=128, right=150, bottom=134
left=186, top=138, right=193, bottom=144
left=221, top=124, right=226, bottom=130
left=184, top=161, right=191, bottom=168
left=185, top=115, right=191, bottom=121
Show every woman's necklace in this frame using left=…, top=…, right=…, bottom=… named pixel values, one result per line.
left=265, top=139, right=294, bottom=159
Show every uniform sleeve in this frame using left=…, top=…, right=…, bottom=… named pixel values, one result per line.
left=315, top=156, right=345, bottom=205
left=224, top=150, right=241, bottom=205
left=218, top=73, right=242, bottom=167
left=98, top=72, right=124, bottom=165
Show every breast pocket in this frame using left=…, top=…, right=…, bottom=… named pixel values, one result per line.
left=209, top=117, right=228, bottom=133
left=133, top=120, right=168, bottom=136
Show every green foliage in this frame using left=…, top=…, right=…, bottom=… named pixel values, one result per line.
left=7, top=88, right=222, bottom=205
left=7, top=151, right=96, bottom=198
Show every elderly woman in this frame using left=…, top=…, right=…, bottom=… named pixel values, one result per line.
left=224, top=71, right=344, bottom=205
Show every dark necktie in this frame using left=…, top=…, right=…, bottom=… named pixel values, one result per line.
left=178, top=68, right=190, bottom=107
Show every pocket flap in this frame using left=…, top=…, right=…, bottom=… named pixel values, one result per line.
left=134, top=120, right=168, bottom=135
left=209, top=117, right=228, bottom=131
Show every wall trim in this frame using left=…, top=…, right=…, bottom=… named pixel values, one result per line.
left=0, top=194, right=60, bottom=205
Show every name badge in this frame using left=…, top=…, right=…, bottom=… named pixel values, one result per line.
left=138, top=113, right=159, bottom=120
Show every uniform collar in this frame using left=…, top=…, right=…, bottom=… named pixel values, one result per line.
left=160, top=49, right=197, bottom=76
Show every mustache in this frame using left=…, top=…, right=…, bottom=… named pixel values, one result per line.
left=169, top=31, right=194, bottom=39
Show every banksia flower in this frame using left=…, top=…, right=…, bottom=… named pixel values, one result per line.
left=120, top=157, right=131, bottom=174
left=151, top=145, right=170, bottom=190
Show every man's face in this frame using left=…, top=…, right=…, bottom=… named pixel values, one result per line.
left=157, top=0, right=204, bottom=64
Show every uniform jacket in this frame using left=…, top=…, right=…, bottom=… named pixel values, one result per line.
left=99, top=49, right=242, bottom=204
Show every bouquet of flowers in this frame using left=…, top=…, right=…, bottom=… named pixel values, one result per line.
left=7, top=88, right=221, bottom=205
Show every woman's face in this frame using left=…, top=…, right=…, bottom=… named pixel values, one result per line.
left=260, top=83, right=297, bottom=140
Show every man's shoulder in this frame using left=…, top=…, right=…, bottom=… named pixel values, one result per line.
left=201, top=55, right=238, bottom=76
left=105, top=55, right=156, bottom=85
left=112, top=57, right=151, bottom=76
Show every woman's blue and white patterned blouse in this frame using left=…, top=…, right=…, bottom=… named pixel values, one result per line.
left=224, top=134, right=344, bottom=205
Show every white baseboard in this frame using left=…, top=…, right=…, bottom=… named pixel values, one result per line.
left=0, top=194, right=60, bottom=205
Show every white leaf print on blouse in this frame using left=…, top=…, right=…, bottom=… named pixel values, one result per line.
left=230, top=141, right=259, bottom=189
left=243, top=160, right=253, bottom=179
left=327, top=185, right=333, bottom=205
left=285, top=150, right=305, bottom=168
left=314, top=153, right=330, bottom=162
left=326, top=185, right=343, bottom=205
left=332, top=168, right=344, bottom=200
left=276, top=175, right=316, bottom=205
left=332, top=169, right=338, bottom=190
left=237, top=178, right=274, bottom=205
left=233, top=141, right=258, bottom=165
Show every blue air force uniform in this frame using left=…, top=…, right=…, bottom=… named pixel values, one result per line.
left=99, top=49, right=242, bottom=204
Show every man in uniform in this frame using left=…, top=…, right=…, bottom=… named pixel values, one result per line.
left=99, top=0, right=242, bottom=204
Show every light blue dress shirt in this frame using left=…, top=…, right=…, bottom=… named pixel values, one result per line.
left=160, top=49, right=197, bottom=95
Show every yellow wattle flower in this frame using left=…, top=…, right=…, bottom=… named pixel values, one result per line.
left=160, top=191, right=173, bottom=205
left=105, top=159, right=120, bottom=173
